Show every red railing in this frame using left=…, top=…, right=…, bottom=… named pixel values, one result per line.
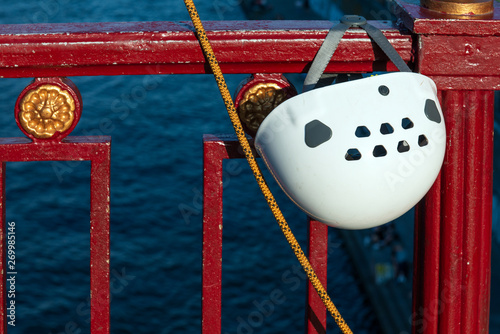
left=0, top=0, right=498, bottom=333
left=202, top=134, right=330, bottom=333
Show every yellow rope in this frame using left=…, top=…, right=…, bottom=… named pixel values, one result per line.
left=183, top=1, right=352, bottom=332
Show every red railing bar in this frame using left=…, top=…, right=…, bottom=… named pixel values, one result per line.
left=440, top=90, right=466, bottom=333
left=306, top=220, right=328, bottom=334
left=0, top=21, right=412, bottom=78
left=479, top=93, right=494, bottom=330
left=461, top=90, right=484, bottom=333
left=202, top=134, right=247, bottom=333
left=468, top=91, right=494, bottom=332
left=414, top=177, right=442, bottom=333
left=202, top=135, right=229, bottom=333
left=90, top=144, right=111, bottom=334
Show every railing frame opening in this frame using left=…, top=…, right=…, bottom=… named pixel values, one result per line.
left=202, top=134, right=330, bottom=333
left=0, top=137, right=111, bottom=333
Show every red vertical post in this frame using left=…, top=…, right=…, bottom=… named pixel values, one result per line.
left=202, top=135, right=228, bottom=333
left=439, top=90, right=493, bottom=333
left=414, top=91, right=494, bottom=333
left=90, top=144, right=111, bottom=334
left=395, top=1, right=499, bottom=333
left=306, top=220, right=328, bottom=334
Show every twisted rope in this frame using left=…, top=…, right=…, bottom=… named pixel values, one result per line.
left=183, top=1, right=352, bottom=332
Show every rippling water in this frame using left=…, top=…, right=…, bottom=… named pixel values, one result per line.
left=0, top=1, right=379, bottom=333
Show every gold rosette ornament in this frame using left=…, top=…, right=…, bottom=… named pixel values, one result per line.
left=239, top=83, right=287, bottom=136
left=19, top=84, right=75, bottom=139
left=235, top=74, right=297, bottom=137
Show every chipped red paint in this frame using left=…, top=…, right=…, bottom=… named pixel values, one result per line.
left=202, top=135, right=330, bottom=333
left=0, top=137, right=111, bottom=334
left=395, top=1, right=499, bottom=333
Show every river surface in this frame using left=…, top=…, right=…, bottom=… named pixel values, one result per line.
left=0, top=1, right=380, bottom=333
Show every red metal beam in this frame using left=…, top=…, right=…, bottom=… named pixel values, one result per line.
left=0, top=136, right=111, bottom=333
left=0, top=21, right=412, bottom=78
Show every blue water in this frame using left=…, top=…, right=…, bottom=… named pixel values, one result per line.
left=0, top=1, right=379, bottom=333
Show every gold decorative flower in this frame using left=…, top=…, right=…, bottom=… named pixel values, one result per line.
left=19, top=84, right=75, bottom=139
left=238, top=83, right=287, bottom=137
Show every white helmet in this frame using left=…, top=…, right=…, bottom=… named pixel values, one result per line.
left=255, top=72, right=445, bottom=229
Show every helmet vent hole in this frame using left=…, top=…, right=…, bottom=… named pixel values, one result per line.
left=397, top=140, right=410, bottom=153
left=304, top=120, right=332, bottom=148
left=345, top=148, right=362, bottom=161
left=380, top=123, right=394, bottom=135
left=355, top=126, right=371, bottom=138
left=373, top=145, right=387, bottom=157
left=424, top=99, right=442, bottom=123
left=402, top=118, right=414, bottom=129
left=419, top=135, right=429, bottom=147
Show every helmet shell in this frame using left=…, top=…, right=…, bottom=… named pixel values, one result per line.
left=255, top=72, right=446, bottom=229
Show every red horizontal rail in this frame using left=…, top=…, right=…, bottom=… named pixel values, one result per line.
left=0, top=20, right=412, bottom=78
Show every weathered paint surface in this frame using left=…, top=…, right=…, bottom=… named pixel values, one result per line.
left=0, top=137, right=111, bottom=334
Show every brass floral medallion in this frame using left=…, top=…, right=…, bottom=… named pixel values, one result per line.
left=19, top=84, right=75, bottom=139
left=238, top=83, right=287, bottom=137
